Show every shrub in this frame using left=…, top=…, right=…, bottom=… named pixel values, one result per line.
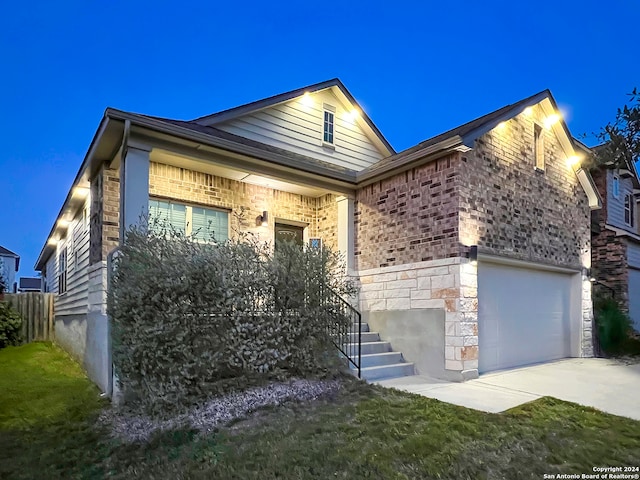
left=108, top=221, right=355, bottom=413
left=594, top=298, right=631, bottom=354
left=0, top=301, right=23, bottom=349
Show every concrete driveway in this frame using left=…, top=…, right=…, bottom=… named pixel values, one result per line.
left=376, top=358, right=640, bottom=420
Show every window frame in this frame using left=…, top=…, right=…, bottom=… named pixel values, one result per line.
left=322, top=103, right=336, bottom=147
left=148, top=197, right=230, bottom=242
left=58, top=247, right=67, bottom=295
left=533, top=123, right=544, bottom=171
left=624, top=193, right=635, bottom=227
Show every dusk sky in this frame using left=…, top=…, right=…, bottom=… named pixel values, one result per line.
left=1, top=0, right=638, bottom=278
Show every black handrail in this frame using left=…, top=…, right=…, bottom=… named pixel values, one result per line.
left=321, top=285, right=362, bottom=378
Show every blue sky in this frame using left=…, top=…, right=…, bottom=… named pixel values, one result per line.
left=1, top=0, right=638, bottom=278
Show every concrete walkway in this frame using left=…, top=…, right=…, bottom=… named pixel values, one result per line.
left=376, top=358, right=640, bottom=420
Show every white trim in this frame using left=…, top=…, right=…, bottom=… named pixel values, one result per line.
left=613, top=173, right=620, bottom=198
left=605, top=224, right=640, bottom=241
left=478, top=253, right=581, bottom=274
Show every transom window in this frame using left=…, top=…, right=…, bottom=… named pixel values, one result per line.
left=149, top=199, right=229, bottom=241
left=624, top=193, right=635, bottom=227
left=323, top=104, right=335, bottom=145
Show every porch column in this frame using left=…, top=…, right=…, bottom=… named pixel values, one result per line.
left=336, top=196, right=355, bottom=273
left=119, top=145, right=150, bottom=242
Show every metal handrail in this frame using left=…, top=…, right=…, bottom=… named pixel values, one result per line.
left=321, top=285, right=362, bottom=378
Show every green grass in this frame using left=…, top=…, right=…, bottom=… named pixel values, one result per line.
left=2, top=343, right=640, bottom=479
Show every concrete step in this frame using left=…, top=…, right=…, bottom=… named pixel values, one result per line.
left=358, top=352, right=405, bottom=368
left=352, top=322, right=370, bottom=332
left=360, top=363, right=416, bottom=381
left=347, top=331, right=380, bottom=343
left=349, top=341, right=390, bottom=355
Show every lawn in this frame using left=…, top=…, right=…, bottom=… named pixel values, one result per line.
left=1, top=343, right=640, bottom=479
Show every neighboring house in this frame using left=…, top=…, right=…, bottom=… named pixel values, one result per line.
left=586, top=145, right=640, bottom=331
left=18, top=277, right=43, bottom=293
left=0, top=246, right=19, bottom=293
left=35, top=79, right=600, bottom=394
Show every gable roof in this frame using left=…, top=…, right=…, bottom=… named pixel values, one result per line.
left=192, top=78, right=396, bottom=155
left=0, top=246, right=18, bottom=257
left=360, top=90, right=552, bottom=180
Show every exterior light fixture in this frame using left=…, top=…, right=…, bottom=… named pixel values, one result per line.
left=497, top=121, right=506, bottom=129
left=257, top=211, right=268, bottom=227
left=567, top=155, right=581, bottom=168
left=301, top=92, right=313, bottom=107
left=468, top=245, right=478, bottom=265
left=73, top=186, right=90, bottom=197
left=523, top=106, right=533, bottom=116
left=543, top=113, right=560, bottom=129
left=47, top=238, right=58, bottom=246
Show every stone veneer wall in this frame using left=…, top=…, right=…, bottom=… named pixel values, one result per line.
left=148, top=162, right=338, bottom=250
left=358, top=258, right=479, bottom=376
left=354, top=153, right=462, bottom=271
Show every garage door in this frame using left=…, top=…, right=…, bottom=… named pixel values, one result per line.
left=629, top=269, right=640, bottom=332
left=478, top=262, right=573, bottom=373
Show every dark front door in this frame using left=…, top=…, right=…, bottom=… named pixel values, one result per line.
left=275, top=223, right=304, bottom=249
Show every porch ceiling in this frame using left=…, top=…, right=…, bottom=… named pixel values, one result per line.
left=151, top=149, right=337, bottom=198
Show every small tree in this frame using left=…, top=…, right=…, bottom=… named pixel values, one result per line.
left=593, top=88, right=640, bottom=169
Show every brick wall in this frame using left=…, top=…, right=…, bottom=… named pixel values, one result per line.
left=90, top=167, right=120, bottom=264
left=147, top=162, right=338, bottom=249
left=591, top=168, right=629, bottom=309
left=459, top=104, right=590, bottom=268
left=354, top=153, right=462, bottom=271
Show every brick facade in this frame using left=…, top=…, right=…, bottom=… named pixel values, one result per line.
left=148, top=162, right=338, bottom=250
left=460, top=104, right=590, bottom=268
left=354, top=153, right=462, bottom=271
left=90, top=167, right=120, bottom=264
left=357, top=103, right=593, bottom=377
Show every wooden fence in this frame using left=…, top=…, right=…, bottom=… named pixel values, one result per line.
left=3, top=293, right=55, bottom=343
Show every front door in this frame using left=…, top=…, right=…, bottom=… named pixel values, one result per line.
left=275, top=223, right=304, bottom=250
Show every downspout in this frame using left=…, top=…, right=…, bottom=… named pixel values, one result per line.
left=109, top=118, right=129, bottom=401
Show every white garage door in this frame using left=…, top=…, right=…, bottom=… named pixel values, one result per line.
left=478, top=262, right=573, bottom=373
left=629, top=269, right=640, bottom=333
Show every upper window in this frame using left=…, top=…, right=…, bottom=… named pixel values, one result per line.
left=58, top=247, right=67, bottom=294
left=624, top=193, right=635, bottom=227
left=534, top=123, right=544, bottom=170
left=613, top=174, right=620, bottom=198
left=323, top=104, right=336, bottom=145
left=149, top=199, right=229, bottom=242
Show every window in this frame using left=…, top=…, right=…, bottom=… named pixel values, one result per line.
left=624, top=193, right=635, bottom=227
left=534, top=123, right=544, bottom=170
left=58, top=247, right=67, bottom=294
left=323, top=105, right=335, bottom=145
left=148, top=199, right=229, bottom=241
left=613, top=174, right=620, bottom=198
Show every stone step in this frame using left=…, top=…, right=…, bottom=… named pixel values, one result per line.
left=347, top=341, right=390, bottom=355
left=359, top=363, right=416, bottom=381
left=357, top=352, right=405, bottom=368
left=347, top=331, right=380, bottom=343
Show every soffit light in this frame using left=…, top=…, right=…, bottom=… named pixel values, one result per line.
left=543, top=113, right=560, bottom=129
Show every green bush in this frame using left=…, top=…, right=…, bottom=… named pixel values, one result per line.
left=0, top=301, right=23, bottom=349
left=108, top=221, right=355, bottom=413
left=594, top=298, right=631, bottom=354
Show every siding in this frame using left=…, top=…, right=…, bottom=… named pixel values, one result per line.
left=214, top=89, right=386, bottom=171
left=54, top=197, right=91, bottom=316
left=628, top=241, right=640, bottom=269
left=607, top=170, right=638, bottom=233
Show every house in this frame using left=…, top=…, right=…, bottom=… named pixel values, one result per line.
left=587, top=145, right=640, bottom=331
left=0, top=246, right=19, bottom=293
left=35, top=79, right=600, bottom=393
left=18, top=277, right=43, bottom=293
